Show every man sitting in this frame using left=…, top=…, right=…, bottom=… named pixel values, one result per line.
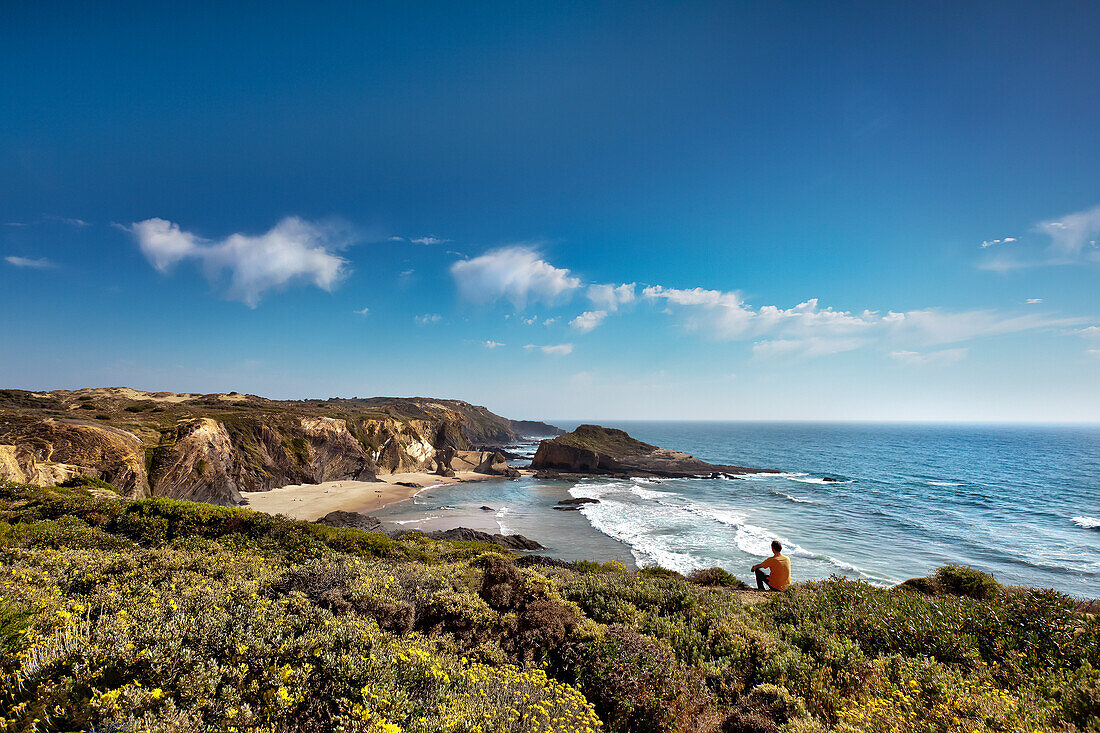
left=751, top=540, right=791, bottom=591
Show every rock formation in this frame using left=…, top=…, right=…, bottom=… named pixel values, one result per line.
left=0, top=387, right=558, bottom=506
left=530, top=424, right=777, bottom=478
left=474, top=451, right=521, bottom=478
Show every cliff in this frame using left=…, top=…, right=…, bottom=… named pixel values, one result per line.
left=530, top=424, right=777, bottom=477
left=0, top=388, right=559, bottom=506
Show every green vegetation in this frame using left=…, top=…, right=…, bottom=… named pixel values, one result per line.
left=555, top=424, right=657, bottom=459
left=1, top=481, right=1097, bottom=733
left=57, top=475, right=118, bottom=492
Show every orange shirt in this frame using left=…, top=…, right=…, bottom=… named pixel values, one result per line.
left=760, top=553, right=791, bottom=590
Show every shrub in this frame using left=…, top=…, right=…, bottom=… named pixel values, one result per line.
left=688, top=566, right=748, bottom=589
left=721, top=683, right=807, bottom=733
left=58, top=475, right=118, bottom=492
left=934, top=564, right=1000, bottom=600
left=566, top=625, right=711, bottom=733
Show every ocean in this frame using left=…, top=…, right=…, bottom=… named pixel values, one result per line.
left=371, top=422, right=1100, bottom=598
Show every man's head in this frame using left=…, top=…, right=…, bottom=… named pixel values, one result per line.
left=771, top=540, right=782, bottom=554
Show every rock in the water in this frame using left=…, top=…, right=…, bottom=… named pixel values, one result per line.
left=480, top=505, right=495, bottom=511
left=530, top=424, right=777, bottom=478
left=314, top=511, right=384, bottom=533
left=557, top=497, right=599, bottom=506
left=418, top=527, right=545, bottom=550
left=474, top=450, right=521, bottom=478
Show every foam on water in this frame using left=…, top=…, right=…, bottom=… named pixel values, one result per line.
left=1073, top=516, right=1100, bottom=530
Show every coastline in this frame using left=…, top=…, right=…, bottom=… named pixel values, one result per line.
left=240, top=468, right=533, bottom=521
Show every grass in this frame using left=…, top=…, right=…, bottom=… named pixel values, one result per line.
left=0, top=480, right=1097, bottom=733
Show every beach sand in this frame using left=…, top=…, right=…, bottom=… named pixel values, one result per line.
left=240, top=466, right=527, bottom=522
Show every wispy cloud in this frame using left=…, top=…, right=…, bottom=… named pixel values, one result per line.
left=484, top=340, right=505, bottom=349
left=753, top=337, right=866, bottom=359
left=49, top=216, right=91, bottom=227
left=450, top=246, right=581, bottom=308
left=889, top=348, right=969, bottom=366
left=4, top=255, right=57, bottom=269
left=353, top=307, right=370, bottom=316
left=524, top=343, right=573, bottom=356
left=410, top=235, right=449, bottom=246
left=571, top=310, right=608, bottom=333
left=979, top=204, right=1100, bottom=270
left=129, top=217, right=352, bottom=306
left=1078, top=326, right=1100, bottom=339
left=415, top=313, right=442, bottom=325
left=1026, top=298, right=1043, bottom=304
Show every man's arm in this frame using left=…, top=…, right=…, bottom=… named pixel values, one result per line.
left=750, top=562, right=761, bottom=571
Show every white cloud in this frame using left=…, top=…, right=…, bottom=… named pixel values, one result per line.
left=883, top=309, right=1081, bottom=345
left=980, top=237, right=1017, bottom=248
left=1035, top=204, right=1100, bottom=260
left=450, top=246, right=581, bottom=308
left=5, top=255, right=56, bottom=269
left=644, top=282, right=1081, bottom=357
left=353, top=307, right=370, bottom=316
left=753, top=337, right=866, bottom=359
left=50, top=216, right=90, bottom=227
left=587, top=282, right=636, bottom=311
left=571, top=310, right=608, bottom=333
left=130, top=217, right=351, bottom=306
left=415, top=313, right=442, bottom=325
left=1079, top=326, right=1100, bottom=339
left=524, top=343, right=573, bottom=356
left=410, top=235, right=449, bottom=246
left=483, top=340, right=505, bottom=349
left=889, top=348, right=969, bottom=366
left=388, top=236, right=406, bottom=242
left=1087, top=349, right=1100, bottom=359
left=1026, top=298, right=1043, bottom=304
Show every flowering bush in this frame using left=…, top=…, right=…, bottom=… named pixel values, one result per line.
left=1, top=480, right=1097, bottom=733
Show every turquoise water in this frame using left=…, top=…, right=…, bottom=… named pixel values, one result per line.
left=375, top=423, right=1100, bottom=597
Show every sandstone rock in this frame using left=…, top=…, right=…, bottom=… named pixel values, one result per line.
left=474, top=451, right=521, bottom=478
left=0, top=420, right=149, bottom=497
left=154, top=418, right=244, bottom=506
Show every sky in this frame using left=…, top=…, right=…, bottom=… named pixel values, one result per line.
left=2, top=1, right=1099, bottom=422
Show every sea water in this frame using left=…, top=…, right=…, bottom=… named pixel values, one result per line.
left=372, top=422, right=1100, bottom=597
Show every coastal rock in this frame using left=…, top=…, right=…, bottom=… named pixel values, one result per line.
left=154, top=418, right=244, bottom=505
left=480, top=506, right=495, bottom=511
left=556, top=497, right=599, bottom=506
left=314, top=510, right=384, bottom=533
left=419, top=527, right=545, bottom=551
left=530, top=424, right=777, bottom=478
left=0, top=388, right=561, bottom=505
left=475, top=451, right=521, bottom=478
left=0, top=419, right=149, bottom=497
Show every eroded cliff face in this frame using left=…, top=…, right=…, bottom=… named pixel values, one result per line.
left=0, top=388, right=556, bottom=506
left=0, top=420, right=149, bottom=497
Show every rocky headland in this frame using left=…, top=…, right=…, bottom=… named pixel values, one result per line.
left=530, top=423, right=777, bottom=478
left=0, top=388, right=560, bottom=506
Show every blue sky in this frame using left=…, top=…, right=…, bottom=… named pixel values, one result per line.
left=2, top=1, right=1099, bottom=421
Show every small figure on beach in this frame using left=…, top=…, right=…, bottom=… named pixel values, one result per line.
left=751, top=540, right=791, bottom=591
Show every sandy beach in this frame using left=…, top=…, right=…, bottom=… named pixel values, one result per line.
left=241, top=466, right=530, bottom=522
